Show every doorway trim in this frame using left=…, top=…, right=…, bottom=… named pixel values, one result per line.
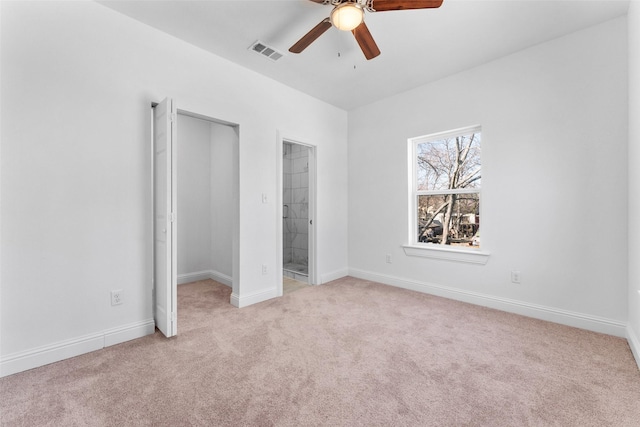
left=276, top=132, right=317, bottom=296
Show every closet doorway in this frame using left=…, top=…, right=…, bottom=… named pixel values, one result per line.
left=279, top=139, right=316, bottom=295
left=152, top=98, right=239, bottom=338
left=176, top=112, right=238, bottom=288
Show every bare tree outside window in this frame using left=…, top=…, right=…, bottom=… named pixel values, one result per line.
left=413, top=129, right=481, bottom=248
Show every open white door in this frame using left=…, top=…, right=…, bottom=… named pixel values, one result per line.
left=153, top=98, right=177, bottom=337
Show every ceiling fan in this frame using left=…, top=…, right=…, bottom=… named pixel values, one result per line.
left=289, top=0, right=444, bottom=60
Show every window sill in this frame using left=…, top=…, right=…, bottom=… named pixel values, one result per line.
left=402, top=244, right=490, bottom=265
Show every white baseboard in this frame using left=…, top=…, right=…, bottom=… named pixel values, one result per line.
left=0, top=333, right=104, bottom=378
left=230, top=293, right=240, bottom=307
left=178, top=270, right=232, bottom=287
left=320, top=268, right=349, bottom=284
left=104, top=319, right=156, bottom=347
left=0, top=319, right=155, bottom=378
left=628, top=325, right=640, bottom=370
left=349, top=268, right=627, bottom=338
left=231, top=287, right=278, bottom=308
left=210, top=270, right=232, bottom=287
left=177, top=270, right=212, bottom=285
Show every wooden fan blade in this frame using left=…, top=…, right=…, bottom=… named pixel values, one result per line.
left=289, top=18, right=332, bottom=54
left=307, top=0, right=326, bottom=3
left=371, top=0, right=443, bottom=12
left=352, top=21, right=380, bottom=60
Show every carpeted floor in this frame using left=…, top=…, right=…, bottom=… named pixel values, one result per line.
left=1, top=277, right=639, bottom=426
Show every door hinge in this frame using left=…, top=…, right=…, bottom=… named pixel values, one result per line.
left=169, top=212, right=175, bottom=223
left=169, top=112, right=177, bottom=122
left=171, top=312, right=177, bottom=322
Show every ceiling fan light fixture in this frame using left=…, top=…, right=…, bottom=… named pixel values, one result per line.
left=331, top=3, right=364, bottom=31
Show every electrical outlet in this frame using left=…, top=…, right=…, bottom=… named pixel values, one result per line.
left=111, top=290, right=123, bottom=306
left=511, top=271, right=521, bottom=284
left=262, top=264, right=268, bottom=275
left=386, top=254, right=392, bottom=264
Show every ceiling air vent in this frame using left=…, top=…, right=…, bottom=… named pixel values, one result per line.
left=249, top=40, right=284, bottom=62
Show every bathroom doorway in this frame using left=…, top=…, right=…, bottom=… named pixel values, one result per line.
left=280, top=140, right=316, bottom=294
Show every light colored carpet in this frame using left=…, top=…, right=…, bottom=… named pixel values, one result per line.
left=1, top=277, right=639, bottom=426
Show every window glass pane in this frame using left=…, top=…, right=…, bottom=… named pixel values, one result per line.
left=418, top=193, right=480, bottom=248
left=416, top=132, right=481, bottom=191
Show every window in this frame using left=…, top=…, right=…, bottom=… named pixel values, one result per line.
left=409, top=126, right=482, bottom=252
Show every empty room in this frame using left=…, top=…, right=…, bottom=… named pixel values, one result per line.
left=1, top=0, right=640, bottom=425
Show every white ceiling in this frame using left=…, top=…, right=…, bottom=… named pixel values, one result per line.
left=98, top=0, right=629, bottom=111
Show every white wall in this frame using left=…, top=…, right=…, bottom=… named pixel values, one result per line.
left=348, top=17, right=628, bottom=336
left=177, top=114, right=213, bottom=278
left=0, top=0, right=348, bottom=375
left=628, top=0, right=640, bottom=367
left=210, top=122, right=236, bottom=282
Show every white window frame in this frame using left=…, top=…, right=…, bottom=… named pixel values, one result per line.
left=403, top=125, right=490, bottom=264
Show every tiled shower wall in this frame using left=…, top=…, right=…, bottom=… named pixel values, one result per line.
left=283, top=143, right=308, bottom=271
